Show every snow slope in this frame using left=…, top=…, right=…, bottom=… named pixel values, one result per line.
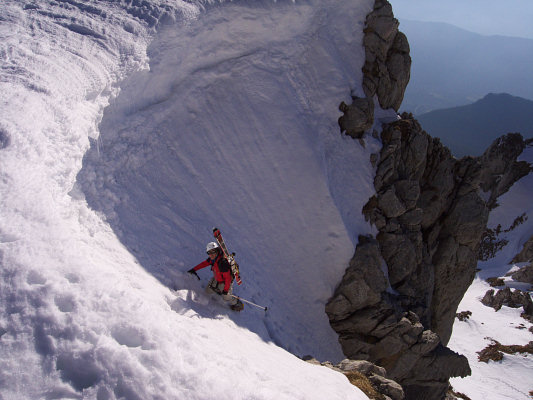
left=77, top=0, right=385, bottom=362
left=0, top=0, right=390, bottom=398
left=449, top=146, right=533, bottom=400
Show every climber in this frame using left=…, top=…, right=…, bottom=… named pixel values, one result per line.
left=188, top=242, right=243, bottom=311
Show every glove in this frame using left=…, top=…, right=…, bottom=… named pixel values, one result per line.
left=187, top=268, right=200, bottom=280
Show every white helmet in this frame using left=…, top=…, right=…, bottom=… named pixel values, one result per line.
left=206, top=242, right=219, bottom=253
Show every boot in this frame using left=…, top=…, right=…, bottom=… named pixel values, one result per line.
left=231, top=300, right=244, bottom=312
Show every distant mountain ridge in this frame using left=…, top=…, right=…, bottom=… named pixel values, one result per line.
left=416, top=93, right=533, bottom=157
left=389, top=0, right=533, bottom=39
left=398, top=20, right=533, bottom=114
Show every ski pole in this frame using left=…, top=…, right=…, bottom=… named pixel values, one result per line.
left=231, top=295, right=268, bottom=312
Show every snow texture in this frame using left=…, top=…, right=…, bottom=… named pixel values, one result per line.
left=0, top=0, right=381, bottom=398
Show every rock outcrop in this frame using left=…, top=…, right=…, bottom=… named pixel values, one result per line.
left=305, top=357, right=405, bottom=400
left=327, top=113, right=531, bottom=399
left=362, top=0, right=411, bottom=111
left=479, top=211, right=529, bottom=261
left=477, top=133, right=532, bottom=209
left=338, top=96, right=375, bottom=139
left=481, top=287, right=533, bottom=322
left=511, top=234, right=533, bottom=264
left=511, top=263, right=533, bottom=284
left=366, top=115, right=489, bottom=344
left=327, top=2, right=532, bottom=398
left=338, top=0, right=411, bottom=139
left=327, top=235, right=471, bottom=400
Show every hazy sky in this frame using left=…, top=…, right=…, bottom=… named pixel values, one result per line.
left=389, top=0, right=533, bottom=39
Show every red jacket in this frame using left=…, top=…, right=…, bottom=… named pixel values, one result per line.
left=193, top=254, right=232, bottom=292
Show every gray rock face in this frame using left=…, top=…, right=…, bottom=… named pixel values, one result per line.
left=338, top=96, right=375, bottom=139
left=337, top=359, right=387, bottom=377
left=481, top=287, right=533, bottom=318
left=326, top=2, right=532, bottom=398
left=369, top=374, right=405, bottom=400
left=338, top=0, right=411, bottom=138
left=362, top=0, right=411, bottom=111
left=511, top=263, right=533, bottom=284
left=478, top=133, right=532, bottom=209
left=373, top=116, right=489, bottom=343
left=306, top=357, right=405, bottom=400
left=327, top=113, right=530, bottom=399
left=512, top=234, right=533, bottom=264
left=400, top=344, right=471, bottom=400
left=327, top=234, right=471, bottom=400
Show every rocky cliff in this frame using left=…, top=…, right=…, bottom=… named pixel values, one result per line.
left=339, top=0, right=410, bottom=139
left=327, top=1, right=532, bottom=399
left=328, top=114, right=530, bottom=398
left=362, top=0, right=410, bottom=112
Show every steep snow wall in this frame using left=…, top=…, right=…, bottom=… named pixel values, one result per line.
left=77, top=0, right=383, bottom=361
left=0, top=0, right=388, bottom=398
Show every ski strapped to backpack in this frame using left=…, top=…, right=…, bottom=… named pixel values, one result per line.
left=213, top=227, right=242, bottom=285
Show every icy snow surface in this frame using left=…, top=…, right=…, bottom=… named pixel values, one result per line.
left=449, top=146, right=533, bottom=400
left=0, top=0, right=388, bottom=398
